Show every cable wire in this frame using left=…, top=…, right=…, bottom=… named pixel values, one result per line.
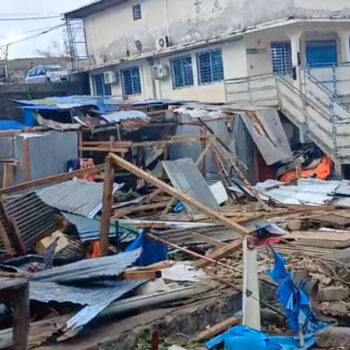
left=0, top=15, right=61, bottom=21
left=0, top=24, right=65, bottom=48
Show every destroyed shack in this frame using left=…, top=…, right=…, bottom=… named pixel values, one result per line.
left=0, top=97, right=349, bottom=350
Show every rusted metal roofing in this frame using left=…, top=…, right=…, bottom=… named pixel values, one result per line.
left=3, top=192, right=57, bottom=253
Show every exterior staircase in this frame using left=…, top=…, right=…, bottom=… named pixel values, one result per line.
left=225, top=70, right=350, bottom=171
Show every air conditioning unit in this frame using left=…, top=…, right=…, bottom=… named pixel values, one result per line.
left=152, top=64, right=170, bottom=80
left=156, top=36, right=170, bottom=50
left=103, top=71, right=118, bottom=84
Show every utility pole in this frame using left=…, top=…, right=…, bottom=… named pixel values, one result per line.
left=4, top=44, right=9, bottom=82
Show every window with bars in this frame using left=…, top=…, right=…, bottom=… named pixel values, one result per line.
left=93, top=74, right=112, bottom=96
left=121, top=66, right=142, bottom=96
left=271, top=42, right=293, bottom=76
left=133, top=4, right=142, bottom=20
left=171, top=56, right=194, bottom=89
left=197, top=49, right=224, bottom=85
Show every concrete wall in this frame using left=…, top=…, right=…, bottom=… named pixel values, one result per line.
left=82, top=0, right=350, bottom=67
left=90, top=40, right=248, bottom=102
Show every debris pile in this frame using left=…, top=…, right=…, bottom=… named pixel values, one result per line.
left=1, top=101, right=350, bottom=349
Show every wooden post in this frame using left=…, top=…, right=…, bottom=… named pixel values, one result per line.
left=109, top=153, right=250, bottom=237
left=22, top=139, right=31, bottom=182
left=12, top=281, right=29, bottom=350
left=99, top=156, right=115, bottom=256
left=2, top=163, right=15, bottom=189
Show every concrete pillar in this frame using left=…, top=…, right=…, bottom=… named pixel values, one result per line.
left=339, top=31, right=350, bottom=64
left=288, top=30, right=302, bottom=82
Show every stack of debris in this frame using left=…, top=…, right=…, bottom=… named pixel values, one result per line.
left=2, top=101, right=350, bottom=350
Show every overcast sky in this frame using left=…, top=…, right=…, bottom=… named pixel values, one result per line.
left=0, top=0, right=94, bottom=59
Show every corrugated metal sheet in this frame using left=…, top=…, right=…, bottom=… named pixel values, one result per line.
left=26, top=131, right=78, bottom=180
left=10, top=131, right=78, bottom=186
left=62, top=212, right=116, bottom=242
left=37, top=179, right=120, bottom=218
left=31, top=248, right=142, bottom=283
left=3, top=192, right=57, bottom=253
left=63, top=280, right=144, bottom=338
left=102, top=110, right=149, bottom=123
left=162, top=158, right=219, bottom=214
left=241, top=109, right=292, bottom=165
left=234, top=115, right=258, bottom=183
left=0, top=137, right=15, bottom=160
left=30, top=279, right=144, bottom=339
left=30, top=280, right=142, bottom=306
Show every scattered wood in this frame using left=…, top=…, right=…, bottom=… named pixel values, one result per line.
left=109, top=153, right=250, bottom=237
left=0, top=164, right=104, bottom=195
left=121, top=270, right=162, bottom=281
left=99, top=156, right=115, bottom=256
left=194, top=317, right=241, bottom=342
left=195, top=239, right=243, bottom=268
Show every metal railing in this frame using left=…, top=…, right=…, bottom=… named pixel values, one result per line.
left=225, top=73, right=278, bottom=106
left=307, top=64, right=350, bottom=99
left=224, top=71, right=350, bottom=163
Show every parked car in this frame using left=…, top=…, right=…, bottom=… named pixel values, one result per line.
left=25, top=65, right=69, bottom=84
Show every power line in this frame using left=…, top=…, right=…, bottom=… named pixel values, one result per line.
left=0, top=15, right=62, bottom=21
left=0, top=24, right=65, bottom=48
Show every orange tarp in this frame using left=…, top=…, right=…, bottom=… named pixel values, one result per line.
left=280, top=156, right=333, bottom=183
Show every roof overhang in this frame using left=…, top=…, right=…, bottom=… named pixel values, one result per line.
left=65, top=0, right=129, bottom=19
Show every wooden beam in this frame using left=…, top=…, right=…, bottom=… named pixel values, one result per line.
left=191, top=232, right=225, bottom=248
left=0, top=164, right=104, bottom=195
left=2, top=163, right=15, bottom=189
left=195, top=239, right=243, bottom=268
left=112, top=201, right=169, bottom=219
left=99, top=156, right=114, bottom=256
left=22, top=139, right=31, bottom=182
left=109, top=153, right=250, bottom=237
left=121, top=270, right=162, bottom=281
left=194, top=317, right=241, bottom=342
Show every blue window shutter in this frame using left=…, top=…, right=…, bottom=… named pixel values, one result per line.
left=197, top=49, right=223, bottom=84
left=271, top=42, right=293, bottom=75
left=131, top=67, right=141, bottom=94
left=211, top=49, right=224, bottom=82
left=94, top=74, right=104, bottom=96
left=122, top=67, right=142, bottom=96
left=306, top=40, right=337, bottom=68
left=171, top=56, right=193, bottom=89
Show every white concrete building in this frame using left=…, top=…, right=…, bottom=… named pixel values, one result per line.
left=65, top=0, right=350, bottom=102
left=65, top=0, right=350, bottom=174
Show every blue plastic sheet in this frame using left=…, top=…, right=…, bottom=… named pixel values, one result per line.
left=126, top=231, right=167, bottom=266
left=270, top=249, right=321, bottom=333
left=205, top=326, right=315, bottom=350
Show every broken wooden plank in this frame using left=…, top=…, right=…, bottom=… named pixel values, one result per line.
left=109, top=153, right=250, bottom=237
left=191, top=232, right=225, bottom=248
left=121, top=270, right=162, bottom=281
left=99, top=156, right=115, bottom=257
left=195, top=239, right=243, bottom=268
left=194, top=317, right=241, bottom=342
left=0, top=164, right=104, bottom=195
left=112, top=201, right=169, bottom=219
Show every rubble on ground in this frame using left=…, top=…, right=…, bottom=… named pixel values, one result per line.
left=1, top=100, right=350, bottom=349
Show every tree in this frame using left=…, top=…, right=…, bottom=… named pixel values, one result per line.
left=35, top=40, right=68, bottom=58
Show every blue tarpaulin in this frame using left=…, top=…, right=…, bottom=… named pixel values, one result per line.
left=205, top=326, right=316, bottom=350
left=270, top=249, right=322, bottom=333
left=126, top=231, right=167, bottom=266
left=0, top=120, right=25, bottom=130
